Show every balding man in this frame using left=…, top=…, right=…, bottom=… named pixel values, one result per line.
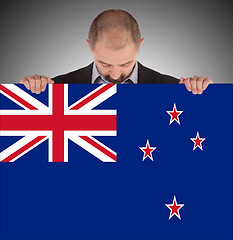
left=20, top=9, right=212, bottom=94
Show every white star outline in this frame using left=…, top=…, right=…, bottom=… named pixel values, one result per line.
left=165, top=195, right=184, bottom=220
left=190, top=131, right=206, bottom=151
left=166, top=103, right=183, bottom=125
left=139, top=139, right=156, bottom=161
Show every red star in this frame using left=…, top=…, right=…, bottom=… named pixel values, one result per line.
left=139, top=140, right=156, bottom=161
left=190, top=131, right=205, bottom=150
left=166, top=103, right=183, bottom=125
left=165, top=196, right=184, bottom=220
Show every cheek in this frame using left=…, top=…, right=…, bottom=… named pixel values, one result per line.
left=124, top=66, right=134, bottom=75
left=96, top=65, right=108, bottom=75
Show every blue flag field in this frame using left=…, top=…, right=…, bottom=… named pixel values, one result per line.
left=0, top=83, right=232, bottom=240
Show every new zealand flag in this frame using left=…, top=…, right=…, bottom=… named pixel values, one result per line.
left=0, top=83, right=232, bottom=240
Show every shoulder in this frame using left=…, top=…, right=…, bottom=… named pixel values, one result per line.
left=138, top=62, right=179, bottom=84
left=52, top=63, right=93, bottom=84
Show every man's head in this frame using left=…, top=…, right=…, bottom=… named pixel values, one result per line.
left=86, top=9, right=144, bottom=83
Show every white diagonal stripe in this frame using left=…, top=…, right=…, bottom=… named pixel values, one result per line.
left=68, top=134, right=116, bottom=162
left=0, top=84, right=51, bottom=115
left=67, top=84, right=116, bottom=114
left=0, top=132, right=50, bottom=162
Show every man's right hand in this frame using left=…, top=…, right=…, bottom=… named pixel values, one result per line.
left=20, top=74, right=54, bottom=94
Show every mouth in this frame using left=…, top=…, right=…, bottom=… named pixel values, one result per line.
left=104, top=75, right=126, bottom=84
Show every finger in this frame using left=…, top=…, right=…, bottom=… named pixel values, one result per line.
left=202, top=78, right=213, bottom=91
left=196, top=77, right=205, bottom=95
left=20, top=77, right=30, bottom=90
left=179, top=77, right=184, bottom=84
left=41, top=75, right=48, bottom=92
left=183, top=77, right=192, bottom=91
left=34, top=74, right=42, bottom=94
left=27, top=75, right=36, bottom=93
left=190, top=76, right=198, bottom=94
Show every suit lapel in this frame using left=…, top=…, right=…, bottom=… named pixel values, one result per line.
left=76, top=62, right=93, bottom=84
left=138, top=62, right=151, bottom=84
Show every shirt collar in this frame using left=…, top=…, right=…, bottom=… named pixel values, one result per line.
left=91, top=61, right=138, bottom=84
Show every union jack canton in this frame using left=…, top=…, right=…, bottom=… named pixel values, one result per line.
left=0, top=84, right=117, bottom=163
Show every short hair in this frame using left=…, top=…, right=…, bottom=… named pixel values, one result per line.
left=88, top=9, right=141, bottom=50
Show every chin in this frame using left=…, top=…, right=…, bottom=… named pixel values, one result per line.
left=104, top=75, right=127, bottom=84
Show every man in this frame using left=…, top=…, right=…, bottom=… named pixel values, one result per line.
left=20, top=9, right=212, bottom=94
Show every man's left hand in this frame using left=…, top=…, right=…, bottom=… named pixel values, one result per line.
left=179, top=76, right=213, bottom=94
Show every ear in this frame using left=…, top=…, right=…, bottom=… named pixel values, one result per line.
left=140, top=38, right=145, bottom=48
left=85, top=39, right=91, bottom=49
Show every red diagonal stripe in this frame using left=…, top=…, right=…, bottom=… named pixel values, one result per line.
left=1, top=136, right=47, bottom=162
left=79, top=136, right=116, bottom=162
left=70, top=84, right=115, bottom=110
left=0, top=84, right=38, bottom=110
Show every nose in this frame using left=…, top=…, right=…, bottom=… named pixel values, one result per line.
left=110, top=67, right=121, bottom=80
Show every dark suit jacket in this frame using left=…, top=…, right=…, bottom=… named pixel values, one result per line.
left=53, top=62, right=179, bottom=84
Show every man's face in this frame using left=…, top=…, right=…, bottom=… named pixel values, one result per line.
left=87, top=38, right=143, bottom=83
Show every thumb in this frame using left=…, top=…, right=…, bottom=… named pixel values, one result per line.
left=47, top=77, right=54, bottom=84
left=179, top=77, right=184, bottom=84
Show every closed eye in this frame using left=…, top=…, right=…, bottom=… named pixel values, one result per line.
left=102, top=63, right=111, bottom=67
left=120, top=64, right=130, bottom=67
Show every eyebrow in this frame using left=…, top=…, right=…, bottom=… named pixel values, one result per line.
left=97, top=60, right=134, bottom=66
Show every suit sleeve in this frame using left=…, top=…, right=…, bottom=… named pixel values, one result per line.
left=52, top=74, right=70, bottom=84
left=159, top=74, right=180, bottom=84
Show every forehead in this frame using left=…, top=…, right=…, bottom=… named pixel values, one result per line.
left=92, top=41, right=138, bottom=65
